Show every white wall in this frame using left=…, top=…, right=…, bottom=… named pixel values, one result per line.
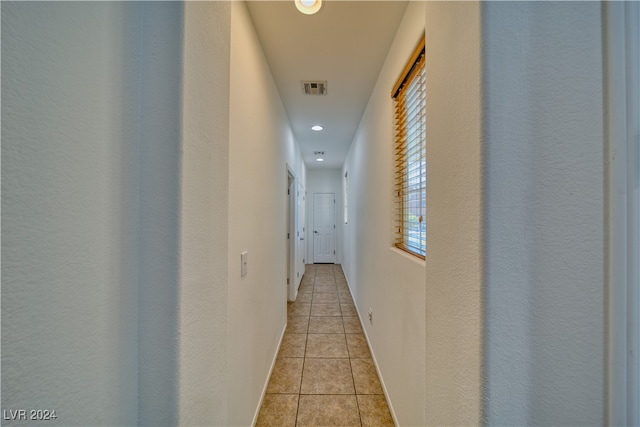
left=482, top=2, right=606, bottom=424
left=342, top=3, right=428, bottom=425
left=346, top=3, right=608, bottom=425
left=1, top=3, right=142, bottom=425
left=227, top=2, right=306, bottom=425
left=178, top=2, right=230, bottom=425
left=306, top=169, right=343, bottom=264
left=2, top=3, right=302, bottom=425
left=423, top=2, right=483, bottom=424
left=136, top=3, right=184, bottom=424
left=343, top=2, right=484, bottom=424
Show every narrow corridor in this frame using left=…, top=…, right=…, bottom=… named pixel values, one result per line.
left=256, top=264, right=394, bottom=426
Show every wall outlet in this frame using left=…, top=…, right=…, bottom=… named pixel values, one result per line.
left=368, top=307, right=373, bottom=324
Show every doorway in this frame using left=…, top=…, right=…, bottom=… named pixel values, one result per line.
left=313, top=193, right=336, bottom=264
left=287, top=170, right=296, bottom=301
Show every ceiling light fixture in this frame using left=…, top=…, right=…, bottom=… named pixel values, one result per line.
left=295, top=0, right=322, bottom=15
left=311, top=125, right=324, bottom=131
left=316, top=158, right=324, bottom=162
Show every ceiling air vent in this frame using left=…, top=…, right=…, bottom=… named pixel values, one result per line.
left=314, top=151, right=325, bottom=155
left=302, top=81, right=327, bottom=96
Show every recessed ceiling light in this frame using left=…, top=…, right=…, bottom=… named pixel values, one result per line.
left=311, top=125, right=323, bottom=131
left=295, top=0, right=322, bottom=15
left=316, top=158, right=324, bottom=162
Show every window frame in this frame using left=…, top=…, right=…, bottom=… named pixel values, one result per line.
left=392, top=36, right=427, bottom=260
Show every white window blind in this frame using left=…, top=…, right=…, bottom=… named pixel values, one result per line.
left=392, top=37, right=426, bottom=259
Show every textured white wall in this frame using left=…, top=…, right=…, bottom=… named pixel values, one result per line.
left=343, top=2, right=484, bottom=424
left=484, top=2, right=606, bottom=425
left=136, top=3, right=183, bottom=424
left=1, top=3, right=141, bottom=425
left=228, top=2, right=306, bottom=425
left=178, top=2, right=230, bottom=425
left=423, top=2, right=484, bottom=424
left=483, top=2, right=606, bottom=424
left=342, top=3, right=426, bottom=425
left=306, top=169, right=343, bottom=264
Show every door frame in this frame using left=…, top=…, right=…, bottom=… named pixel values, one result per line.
left=605, top=2, right=639, bottom=424
left=286, top=166, right=298, bottom=301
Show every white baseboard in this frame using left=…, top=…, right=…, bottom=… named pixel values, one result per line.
left=251, top=320, right=287, bottom=427
left=344, top=273, right=400, bottom=427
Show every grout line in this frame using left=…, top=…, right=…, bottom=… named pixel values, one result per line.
left=294, top=267, right=315, bottom=425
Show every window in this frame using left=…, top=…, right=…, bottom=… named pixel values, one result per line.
left=392, top=37, right=426, bottom=259
left=344, top=171, right=348, bottom=224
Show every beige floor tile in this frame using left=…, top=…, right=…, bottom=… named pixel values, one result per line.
left=311, top=303, right=342, bottom=317
left=350, top=359, right=383, bottom=394
left=357, top=395, right=394, bottom=426
left=300, top=278, right=314, bottom=287
left=337, top=283, right=350, bottom=292
left=315, top=269, right=334, bottom=275
left=313, top=285, right=338, bottom=295
left=315, top=277, right=335, bottom=284
left=298, top=282, right=313, bottom=293
left=312, top=292, right=340, bottom=303
left=338, top=291, right=351, bottom=300
left=338, top=291, right=353, bottom=304
left=297, top=395, right=361, bottom=427
left=340, top=298, right=355, bottom=307
left=306, top=333, right=349, bottom=358
left=288, top=302, right=311, bottom=317
left=266, top=357, right=304, bottom=394
left=314, top=283, right=337, bottom=290
left=308, top=316, right=344, bottom=334
left=340, top=303, right=358, bottom=316
left=346, top=334, right=371, bottom=358
left=296, top=292, right=313, bottom=303
left=300, top=358, right=355, bottom=394
left=279, top=333, right=307, bottom=358
left=286, top=316, right=309, bottom=333
left=298, top=285, right=314, bottom=295
left=343, top=316, right=363, bottom=334
left=258, top=265, right=390, bottom=426
left=256, top=394, right=299, bottom=427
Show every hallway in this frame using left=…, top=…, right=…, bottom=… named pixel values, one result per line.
left=256, top=264, right=394, bottom=426
left=2, top=1, right=637, bottom=425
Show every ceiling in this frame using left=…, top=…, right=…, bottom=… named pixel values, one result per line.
left=246, top=1, right=408, bottom=169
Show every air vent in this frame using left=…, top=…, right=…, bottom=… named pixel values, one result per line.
left=302, top=81, right=327, bottom=96
left=314, top=151, right=325, bottom=155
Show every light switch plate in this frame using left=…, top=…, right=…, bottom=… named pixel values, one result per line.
left=241, top=251, right=248, bottom=276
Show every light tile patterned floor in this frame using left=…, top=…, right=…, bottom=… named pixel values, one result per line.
left=256, top=264, right=395, bottom=427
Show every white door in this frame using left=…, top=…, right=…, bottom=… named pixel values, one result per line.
left=297, top=184, right=306, bottom=282
left=313, top=193, right=335, bottom=263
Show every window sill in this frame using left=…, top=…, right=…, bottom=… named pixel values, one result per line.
left=390, top=246, right=426, bottom=266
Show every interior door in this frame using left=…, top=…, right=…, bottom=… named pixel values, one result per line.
left=297, top=184, right=306, bottom=283
left=313, top=193, right=335, bottom=263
